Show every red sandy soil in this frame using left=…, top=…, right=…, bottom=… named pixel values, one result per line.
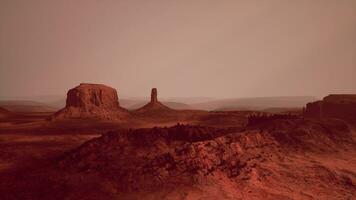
left=0, top=111, right=355, bottom=200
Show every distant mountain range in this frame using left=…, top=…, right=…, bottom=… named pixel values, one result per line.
left=0, top=100, right=57, bottom=112
left=190, top=96, right=317, bottom=111
left=0, top=96, right=317, bottom=113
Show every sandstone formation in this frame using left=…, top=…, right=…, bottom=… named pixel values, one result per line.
left=51, top=83, right=128, bottom=120
left=304, top=94, right=356, bottom=121
left=135, top=88, right=172, bottom=113
left=151, top=88, right=158, bottom=103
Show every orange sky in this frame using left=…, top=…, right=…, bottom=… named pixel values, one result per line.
left=0, top=0, right=355, bottom=99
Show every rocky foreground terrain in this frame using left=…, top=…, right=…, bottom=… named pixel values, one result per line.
left=2, top=118, right=351, bottom=200
left=0, top=84, right=355, bottom=200
left=50, top=118, right=354, bottom=200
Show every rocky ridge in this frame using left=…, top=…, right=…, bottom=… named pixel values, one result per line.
left=59, top=119, right=355, bottom=199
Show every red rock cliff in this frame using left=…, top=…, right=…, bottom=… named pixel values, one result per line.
left=304, top=94, right=356, bottom=121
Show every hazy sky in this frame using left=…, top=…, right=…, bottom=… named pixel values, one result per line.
left=1, top=0, right=355, bottom=99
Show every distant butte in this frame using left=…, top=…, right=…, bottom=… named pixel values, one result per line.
left=135, top=88, right=173, bottom=112
left=304, top=94, right=356, bottom=121
left=50, top=83, right=128, bottom=120
left=151, top=88, right=158, bottom=103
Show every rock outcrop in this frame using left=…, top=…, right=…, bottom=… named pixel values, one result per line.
left=59, top=119, right=354, bottom=199
left=151, top=88, right=158, bottom=103
left=50, top=83, right=128, bottom=120
left=59, top=124, right=246, bottom=191
left=304, top=94, right=356, bottom=121
left=135, top=88, right=172, bottom=113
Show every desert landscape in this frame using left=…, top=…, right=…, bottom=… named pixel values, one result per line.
left=1, top=1, right=356, bottom=199
left=0, top=83, right=355, bottom=200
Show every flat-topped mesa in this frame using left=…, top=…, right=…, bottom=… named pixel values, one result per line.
left=66, top=83, right=120, bottom=109
left=304, top=94, right=356, bottom=121
left=323, top=94, right=356, bottom=104
left=151, top=88, right=158, bottom=103
left=50, top=83, right=128, bottom=120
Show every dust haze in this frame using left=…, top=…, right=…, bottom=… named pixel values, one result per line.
left=1, top=0, right=356, bottom=99
left=1, top=1, right=356, bottom=200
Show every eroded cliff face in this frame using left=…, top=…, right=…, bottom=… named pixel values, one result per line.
left=51, top=83, right=128, bottom=120
left=305, top=95, right=356, bottom=121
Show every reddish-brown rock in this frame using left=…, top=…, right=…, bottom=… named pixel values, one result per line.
left=135, top=88, right=172, bottom=113
left=304, top=94, right=356, bottom=121
left=151, top=88, right=158, bottom=103
left=59, top=119, right=354, bottom=199
left=51, top=83, right=128, bottom=120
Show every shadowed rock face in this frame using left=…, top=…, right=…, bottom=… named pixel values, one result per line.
left=305, top=94, right=356, bottom=121
left=151, top=88, right=158, bottom=103
left=51, top=83, right=128, bottom=120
